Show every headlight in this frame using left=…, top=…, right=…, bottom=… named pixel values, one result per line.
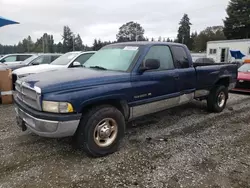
left=42, top=101, right=74, bottom=113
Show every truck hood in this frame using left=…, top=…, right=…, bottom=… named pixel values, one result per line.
left=13, top=64, right=65, bottom=76
left=238, top=72, right=250, bottom=81
left=21, top=68, right=130, bottom=93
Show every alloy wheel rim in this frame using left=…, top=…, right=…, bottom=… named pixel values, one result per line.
left=217, top=92, right=226, bottom=108
left=93, top=118, right=118, bottom=147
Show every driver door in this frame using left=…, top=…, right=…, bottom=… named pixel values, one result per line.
left=130, top=45, right=180, bottom=118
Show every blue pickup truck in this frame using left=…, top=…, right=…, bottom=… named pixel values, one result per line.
left=14, top=42, right=237, bottom=157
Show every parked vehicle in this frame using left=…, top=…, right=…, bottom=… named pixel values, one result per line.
left=0, top=53, right=61, bottom=71
left=207, top=39, right=250, bottom=63
left=0, top=53, right=33, bottom=64
left=191, top=53, right=206, bottom=62
left=12, top=51, right=95, bottom=80
left=194, top=57, right=215, bottom=64
left=14, top=42, right=237, bottom=157
left=231, top=63, right=250, bottom=92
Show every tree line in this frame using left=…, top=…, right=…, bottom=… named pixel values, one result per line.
left=0, top=0, right=249, bottom=54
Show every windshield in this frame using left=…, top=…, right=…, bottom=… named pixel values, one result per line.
left=51, top=52, right=81, bottom=65
left=22, top=55, right=39, bottom=65
left=83, top=46, right=139, bottom=71
left=238, top=64, right=250, bottom=72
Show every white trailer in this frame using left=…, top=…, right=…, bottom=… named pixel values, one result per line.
left=207, top=39, right=250, bottom=63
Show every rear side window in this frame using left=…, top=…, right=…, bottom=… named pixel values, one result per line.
left=144, top=45, right=174, bottom=70
left=51, top=55, right=60, bottom=62
left=41, top=56, right=51, bottom=64
left=172, top=46, right=189, bottom=68
left=18, top=55, right=31, bottom=61
left=74, top=53, right=94, bottom=66
left=30, top=56, right=48, bottom=64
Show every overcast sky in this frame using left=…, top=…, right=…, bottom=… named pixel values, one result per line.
left=0, top=0, right=230, bottom=46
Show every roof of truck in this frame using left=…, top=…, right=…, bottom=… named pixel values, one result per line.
left=108, top=41, right=186, bottom=47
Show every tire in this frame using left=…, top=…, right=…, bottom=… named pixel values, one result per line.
left=74, top=105, right=125, bottom=157
left=207, top=85, right=228, bottom=113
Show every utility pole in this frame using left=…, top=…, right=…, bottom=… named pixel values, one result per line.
left=27, top=40, right=30, bottom=52
left=136, top=24, right=138, bottom=42
left=42, top=36, right=45, bottom=53
left=72, top=35, right=75, bottom=51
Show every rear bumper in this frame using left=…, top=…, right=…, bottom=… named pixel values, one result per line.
left=231, top=80, right=250, bottom=92
left=231, top=88, right=250, bottom=93
left=14, top=95, right=81, bottom=138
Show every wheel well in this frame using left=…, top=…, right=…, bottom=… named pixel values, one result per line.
left=81, top=99, right=130, bottom=120
left=215, top=77, right=230, bottom=87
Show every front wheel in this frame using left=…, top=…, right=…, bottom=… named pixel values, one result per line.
left=74, top=105, right=125, bottom=157
left=207, top=85, right=228, bottom=113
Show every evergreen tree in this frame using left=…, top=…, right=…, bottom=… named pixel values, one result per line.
left=47, top=35, right=54, bottom=53
left=56, top=42, right=63, bottom=53
left=224, top=0, right=250, bottom=39
left=62, top=26, right=73, bottom=52
left=74, top=34, right=83, bottom=51
left=92, top=39, right=98, bottom=51
left=189, top=32, right=198, bottom=51
left=177, top=14, right=192, bottom=47
left=27, top=36, right=33, bottom=52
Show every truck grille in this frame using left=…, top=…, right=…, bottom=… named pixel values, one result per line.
left=15, top=80, right=41, bottom=111
left=235, top=80, right=250, bottom=89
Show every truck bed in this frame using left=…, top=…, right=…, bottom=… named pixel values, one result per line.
left=194, top=63, right=238, bottom=91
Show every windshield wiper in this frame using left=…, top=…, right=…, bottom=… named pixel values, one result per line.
left=89, top=66, right=107, bottom=70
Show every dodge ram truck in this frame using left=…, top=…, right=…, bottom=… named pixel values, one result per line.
left=14, top=42, right=238, bottom=157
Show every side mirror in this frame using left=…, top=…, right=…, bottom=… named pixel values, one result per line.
left=72, top=61, right=82, bottom=67
left=139, top=59, right=160, bottom=73
left=0, top=59, right=5, bottom=63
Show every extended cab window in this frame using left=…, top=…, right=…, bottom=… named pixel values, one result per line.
left=144, top=45, right=174, bottom=70
left=74, top=53, right=94, bottom=66
left=172, top=46, right=189, bottom=68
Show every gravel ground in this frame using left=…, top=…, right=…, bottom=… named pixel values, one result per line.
left=1, top=93, right=250, bottom=188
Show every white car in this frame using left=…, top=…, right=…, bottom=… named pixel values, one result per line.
left=0, top=53, right=34, bottom=65
left=12, top=51, right=96, bottom=84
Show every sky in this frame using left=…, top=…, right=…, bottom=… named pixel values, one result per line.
left=0, top=0, right=230, bottom=46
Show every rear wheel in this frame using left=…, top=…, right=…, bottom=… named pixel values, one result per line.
left=74, top=105, right=125, bottom=157
left=207, top=85, right=228, bottom=113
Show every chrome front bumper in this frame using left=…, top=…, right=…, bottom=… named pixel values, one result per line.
left=15, top=107, right=80, bottom=138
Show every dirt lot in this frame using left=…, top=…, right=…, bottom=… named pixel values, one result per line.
left=1, top=93, right=250, bottom=188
